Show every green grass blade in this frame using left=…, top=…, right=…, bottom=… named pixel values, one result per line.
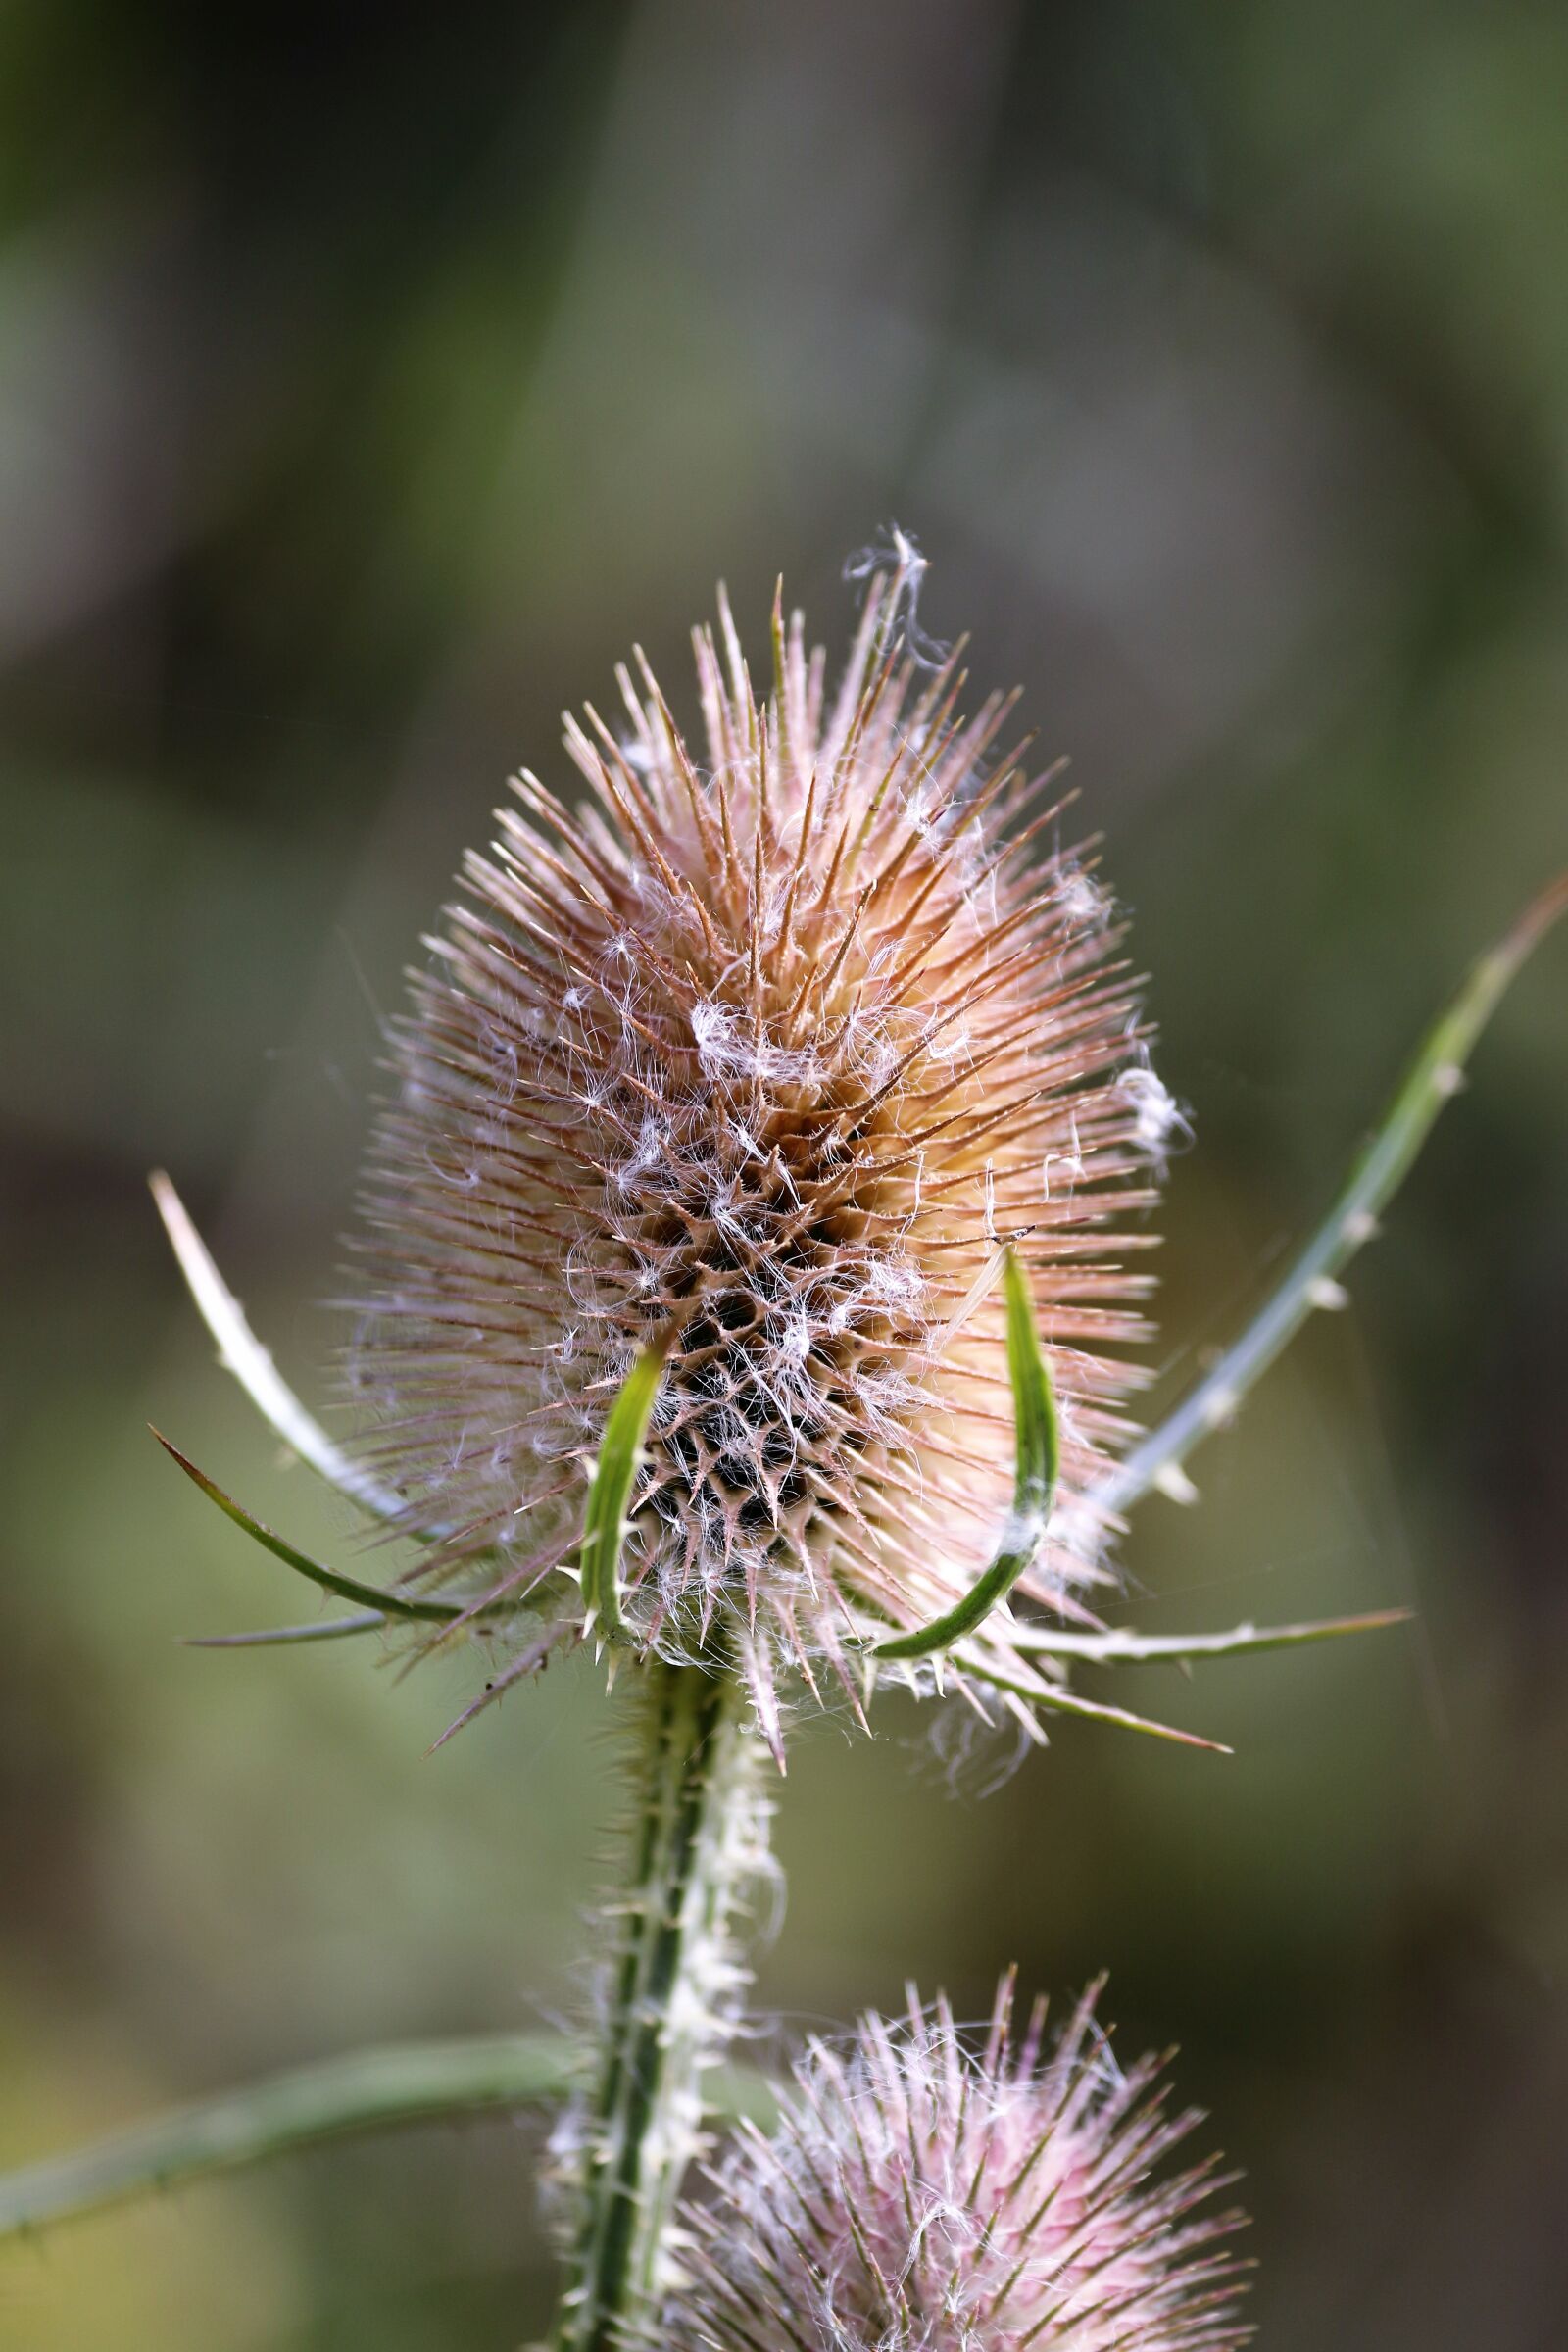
left=153, top=1432, right=466, bottom=1624
left=0, top=2038, right=777, bottom=2242
left=876, top=1247, right=1058, bottom=1661
left=1008, top=1606, right=1411, bottom=1664
left=150, top=1173, right=405, bottom=1523
left=579, top=1339, right=669, bottom=1645
left=1098, top=874, right=1568, bottom=1518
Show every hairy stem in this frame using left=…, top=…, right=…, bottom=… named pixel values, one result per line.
left=552, top=1656, right=765, bottom=2352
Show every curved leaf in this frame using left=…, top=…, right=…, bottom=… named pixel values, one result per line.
left=1098, top=873, right=1567, bottom=1518
left=0, top=2034, right=779, bottom=2242
left=149, top=1173, right=404, bottom=1522
left=0, top=2035, right=575, bottom=2239
left=579, top=1339, right=669, bottom=1645
left=876, top=1246, right=1058, bottom=1661
left=1010, top=1606, right=1412, bottom=1665
left=959, top=1651, right=1232, bottom=1751
left=154, top=1432, right=465, bottom=1624
left=180, top=1611, right=389, bottom=1648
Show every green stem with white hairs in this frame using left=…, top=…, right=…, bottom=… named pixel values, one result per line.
left=552, top=1656, right=767, bottom=2352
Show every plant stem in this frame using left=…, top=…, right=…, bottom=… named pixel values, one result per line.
left=552, top=1655, right=765, bottom=2352
left=0, top=2040, right=780, bottom=2244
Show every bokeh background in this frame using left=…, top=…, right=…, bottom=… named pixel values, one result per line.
left=2, top=3, right=1565, bottom=2345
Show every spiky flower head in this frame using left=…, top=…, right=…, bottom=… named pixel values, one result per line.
left=349, top=545, right=1176, bottom=1740
left=666, top=1976, right=1250, bottom=2352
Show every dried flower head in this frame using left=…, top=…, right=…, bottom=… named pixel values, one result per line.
left=348, top=547, right=1172, bottom=1738
left=666, top=1976, right=1250, bottom=2352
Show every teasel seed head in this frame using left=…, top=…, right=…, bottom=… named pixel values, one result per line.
left=348, top=545, right=1173, bottom=1742
left=665, top=1975, right=1251, bottom=2352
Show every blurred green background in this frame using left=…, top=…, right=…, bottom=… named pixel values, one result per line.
left=1, top=3, right=1564, bottom=2345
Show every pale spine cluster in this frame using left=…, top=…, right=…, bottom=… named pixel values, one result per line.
left=666, top=1977, right=1250, bottom=2352
left=347, top=556, right=1167, bottom=1740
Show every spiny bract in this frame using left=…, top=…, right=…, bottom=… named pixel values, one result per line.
left=665, top=1977, right=1250, bottom=2352
left=348, top=548, right=1177, bottom=1741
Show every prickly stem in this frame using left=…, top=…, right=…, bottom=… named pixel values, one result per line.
left=551, top=1658, right=767, bottom=2352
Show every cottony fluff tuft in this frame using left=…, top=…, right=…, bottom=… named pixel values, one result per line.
left=665, top=1977, right=1250, bottom=2352
left=347, top=549, right=1167, bottom=1740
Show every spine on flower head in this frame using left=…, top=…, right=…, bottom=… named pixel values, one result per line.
left=665, top=1973, right=1251, bottom=2351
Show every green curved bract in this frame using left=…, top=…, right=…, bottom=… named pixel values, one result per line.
left=579, top=1338, right=669, bottom=1646
left=876, top=1246, right=1058, bottom=1662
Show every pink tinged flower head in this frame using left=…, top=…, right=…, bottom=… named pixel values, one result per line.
left=667, top=1977, right=1251, bottom=2352
left=347, top=553, right=1168, bottom=1732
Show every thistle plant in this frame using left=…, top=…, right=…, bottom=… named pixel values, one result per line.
left=3, top=545, right=1560, bottom=2352
left=668, top=1974, right=1250, bottom=2352
left=342, top=547, right=1163, bottom=1747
